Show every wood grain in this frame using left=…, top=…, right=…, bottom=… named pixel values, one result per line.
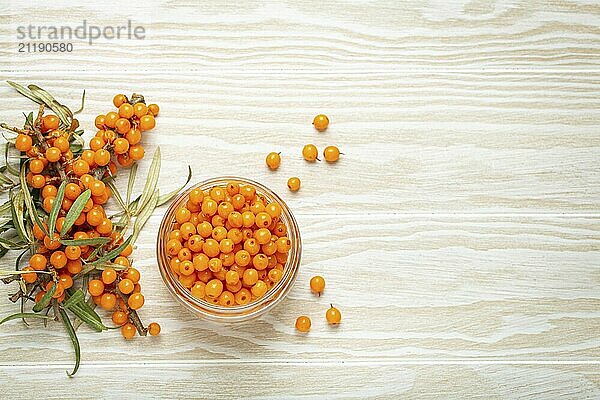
left=1, top=0, right=600, bottom=71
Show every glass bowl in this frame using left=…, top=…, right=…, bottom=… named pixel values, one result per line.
left=156, top=176, right=301, bottom=322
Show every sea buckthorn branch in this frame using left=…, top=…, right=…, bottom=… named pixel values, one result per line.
left=0, top=82, right=189, bottom=375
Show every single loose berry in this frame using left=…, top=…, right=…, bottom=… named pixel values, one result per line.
left=312, top=114, right=329, bottom=131
left=302, top=144, right=319, bottom=162
left=287, top=177, right=301, bottom=191
left=295, top=316, right=311, bottom=332
left=148, top=322, right=161, bottom=336
left=326, top=304, right=342, bottom=325
left=310, top=276, right=325, bottom=295
left=266, top=152, right=281, bottom=170
left=323, top=145, right=341, bottom=162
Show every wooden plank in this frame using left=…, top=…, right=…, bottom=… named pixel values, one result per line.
left=0, top=215, right=598, bottom=363
left=1, top=362, right=599, bottom=399
left=0, top=71, right=598, bottom=213
left=1, top=1, right=600, bottom=71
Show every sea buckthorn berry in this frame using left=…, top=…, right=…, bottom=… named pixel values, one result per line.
left=191, top=282, right=206, bottom=299
left=227, top=211, right=243, bottom=228
left=112, top=310, right=128, bottom=326
left=118, top=278, right=134, bottom=294
left=217, top=202, right=234, bottom=219
left=88, top=279, right=105, bottom=296
left=180, top=222, right=196, bottom=240
left=113, top=138, right=130, bottom=155
left=104, top=111, right=119, bottom=129
left=44, top=233, right=61, bottom=250
left=218, top=291, right=235, bottom=306
left=117, top=153, right=134, bottom=167
left=21, top=267, right=37, bottom=284
left=100, top=293, right=117, bottom=310
left=231, top=194, right=245, bottom=210
left=302, top=144, right=319, bottom=162
left=45, top=147, right=61, bottom=162
left=203, top=239, right=220, bottom=258
left=287, top=177, right=301, bottom=191
left=310, top=276, right=325, bottom=295
left=201, top=198, right=218, bottom=216
left=189, top=188, right=204, bottom=205
left=139, top=115, right=156, bottom=131
left=219, top=238, right=234, bottom=254
left=241, top=211, right=255, bottom=228
left=124, top=268, right=141, bottom=284
left=226, top=279, right=242, bottom=293
left=73, top=159, right=90, bottom=176
left=209, top=187, right=225, bottom=202
left=235, top=250, right=251, bottom=267
left=54, top=136, right=70, bottom=153
left=208, top=257, right=223, bottom=273
left=180, top=260, right=195, bottom=275
left=227, top=228, right=244, bottom=244
left=242, top=268, right=258, bottom=286
left=42, top=115, right=60, bottom=132
left=227, top=182, right=240, bottom=195
left=240, top=185, right=256, bottom=200
left=251, top=280, right=268, bottom=298
left=225, top=270, right=239, bottom=286
left=119, top=103, right=134, bottom=118
left=252, top=254, right=269, bottom=270
left=133, top=103, right=148, bottom=118
left=205, top=279, right=223, bottom=299
left=58, top=274, right=73, bottom=290
left=125, top=128, right=141, bottom=145
left=268, top=268, right=283, bottom=283
left=244, top=238, right=260, bottom=256
left=50, top=250, right=67, bottom=269
left=276, top=237, right=292, bottom=253
left=255, top=212, right=272, bottom=228
left=235, top=288, right=251, bottom=305
left=326, top=304, right=341, bottom=325
left=187, top=235, right=204, bottom=252
left=313, top=114, right=329, bottom=131
left=67, top=259, right=82, bottom=274
left=64, top=245, right=81, bottom=260
left=30, top=159, right=44, bottom=174
left=179, top=273, right=196, bottom=288
left=30, top=254, right=47, bottom=271
left=265, top=202, right=282, bottom=219
left=323, top=145, right=341, bottom=162
left=295, top=316, right=311, bottom=333
left=89, top=136, right=105, bottom=151
left=31, top=175, right=46, bottom=189
left=262, top=241, right=277, bottom=256
left=148, top=104, right=160, bottom=116
left=211, top=226, right=227, bottom=241
left=95, top=115, right=106, bottom=129
left=148, top=322, right=161, bottom=336
left=90, top=180, right=106, bottom=196
left=266, top=152, right=281, bottom=170
left=129, top=145, right=145, bottom=161
left=128, top=293, right=145, bottom=310
left=15, top=134, right=33, bottom=152
left=115, top=118, right=131, bottom=135
left=197, top=221, right=213, bottom=238
left=113, top=94, right=128, bottom=107
left=64, top=183, right=82, bottom=201
left=102, top=268, right=117, bottom=284
left=211, top=215, right=225, bottom=228
left=121, top=322, right=136, bottom=339
left=86, top=208, right=104, bottom=226
left=175, top=207, right=191, bottom=224
left=120, top=244, right=133, bottom=257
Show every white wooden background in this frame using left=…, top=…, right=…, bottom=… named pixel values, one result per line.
left=1, top=1, right=599, bottom=398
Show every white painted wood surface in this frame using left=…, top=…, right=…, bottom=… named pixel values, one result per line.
left=1, top=1, right=599, bottom=398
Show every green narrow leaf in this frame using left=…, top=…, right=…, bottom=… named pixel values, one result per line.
left=70, top=304, right=107, bottom=331
left=62, top=289, right=85, bottom=309
left=28, top=84, right=72, bottom=126
left=0, top=236, right=27, bottom=250
left=4, top=143, right=19, bottom=176
left=132, top=190, right=158, bottom=244
left=0, top=269, right=50, bottom=276
left=126, top=162, right=138, bottom=206
left=20, top=163, right=49, bottom=237
left=66, top=288, right=101, bottom=322
left=58, top=308, right=80, bottom=376
left=158, top=165, right=192, bottom=206
left=32, top=283, right=56, bottom=312
left=90, top=236, right=132, bottom=266
left=60, top=188, right=90, bottom=236
left=0, top=312, right=53, bottom=325
left=9, top=189, right=30, bottom=242
left=0, top=200, right=11, bottom=216
left=74, top=90, right=86, bottom=114
left=7, top=81, right=41, bottom=104
left=135, top=147, right=160, bottom=215
left=48, top=181, right=66, bottom=235
left=24, top=112, right=34, bottom=129
left=105, top=180, right=127, bottom=212
left=60, top=237, right=111, bottom=247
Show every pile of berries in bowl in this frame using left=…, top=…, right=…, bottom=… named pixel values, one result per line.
left=156, top=177, right=301, bottom=322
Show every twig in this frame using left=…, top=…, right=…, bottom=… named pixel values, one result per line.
left=116, top=288, right=147, bottom=336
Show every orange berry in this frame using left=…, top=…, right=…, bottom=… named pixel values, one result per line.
left=112, top=310, right=129, bottom=326
left=323, top=145, right=341, bottom=162
left=295, top=316, right=311, bottom=332
left=287, top=177, right=301, bottom=191
left=242, top=268, right=258, bottom=286
left=45, top=147, right=61, bottom=162
left=105, top=111, right=119, bottom=128
left=192, top=253, right=209, bottom=271
left=88, top=279, right=105, bottom=296
left=148, top=322, right=161, bottom=336
left=128, top=292, right=145, bottom=310
left=326, top=304, right=341, bottom=325
left=147, top=104, right=160, bottom=116
left=205, top=279, right=223, bottom=299
left=179, top=260, right=195, bottom=275
left=96, top=218, right=113, bottom=235
left=191, top=282, right=206, bottom=299
left=251, top=280, right=268, bottom=298
left=54, top=136, right=70, bottom=153
left=113, top=138, right=130, bottom=155
left=15, top=134, right=33, bottom=152
left=117, top=153, right=134, bottom=167
left=118, top=103, right=134, bottom=118
left=29, top=159, right=44, bottom=174
left=100, top=292, right=117, bottom=310
left=266, top=152, right=281, bottom=170
left=255, top=212, right=272, bottom=228
left=268, top=268, right=283, bottom=283
left=73, top=159, right=90, bottom=176
left=302, top=144, right=319, bottom=162
left=21, top=266, right=37, bottom=284
left=276, top=237, right=292, bottom=253
left=31, top=174, right=46, bottom=189
left=64, top=183, right=82, bottom=201
left=42, top=115, right=60, bottom=131
left=49, top=250, right=67, bottom=269
left=218, top=291, right=235, bottom=306
left=67, top=259, right=83, bottom=274
left=310, top=276, right=325, bottom=295
left=95, top=115, right=106, bottom=129
left=234, top=250, right=251, bottom=267
left=101, top=268, right=117, bottom=284
left=139, top=115, right=155, bottom=131
left=124, top=267, right=140, bottom=284
left=125, top=128, right=141, bottom=145
left=312, top=114, right=329, bottom=131
left=94, top=149, right=111, bottom=166
left=129, top=144, right=145, bottom=161
left=64, top=245, right=81, bottom=260
left=30, top=254, right=47, bottom=271
left=113, top=94, right=128, bottom=108
left=121, top=322, right=136, bottom=339
left=118, top=278, right=134, bottom=294
left=133, top=103, right=148, bottom=118
left=234, top=288, right=251, bottom=305
left=115, top=118, right=131, bottom=135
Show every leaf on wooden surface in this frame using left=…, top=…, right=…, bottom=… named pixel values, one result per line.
left=0, top=312, right=53, bottom=325
left=60, top=188, right=90, bottom=236
left=0, top=200, right=11, bottom=216
left=74, top=90, right=86, bottom=114
left=4, top=143, right=19, bottom=176
left=158, top=165, right=192, bottom=206
left=28, top=84, right=72, bottom=126
left=20, top=162, right=48, bottom=237
left=48, top=181, right=66, bottom=236
left=69, top=304, right=107, bottom=332
left=59, top=308, right=80, bottom=377
left=62, top=289, right=84, bottom=309
left=126, top=162, right=138, bottom=206
left=132, top=190, right=158, bottom=244
left=6, top=81, right=40, bottom=104
left=105, top=180, right=127, bottom=212
left=135, top=147, right=160, bottom=215
left=9, top=189, right=30, bottom=243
